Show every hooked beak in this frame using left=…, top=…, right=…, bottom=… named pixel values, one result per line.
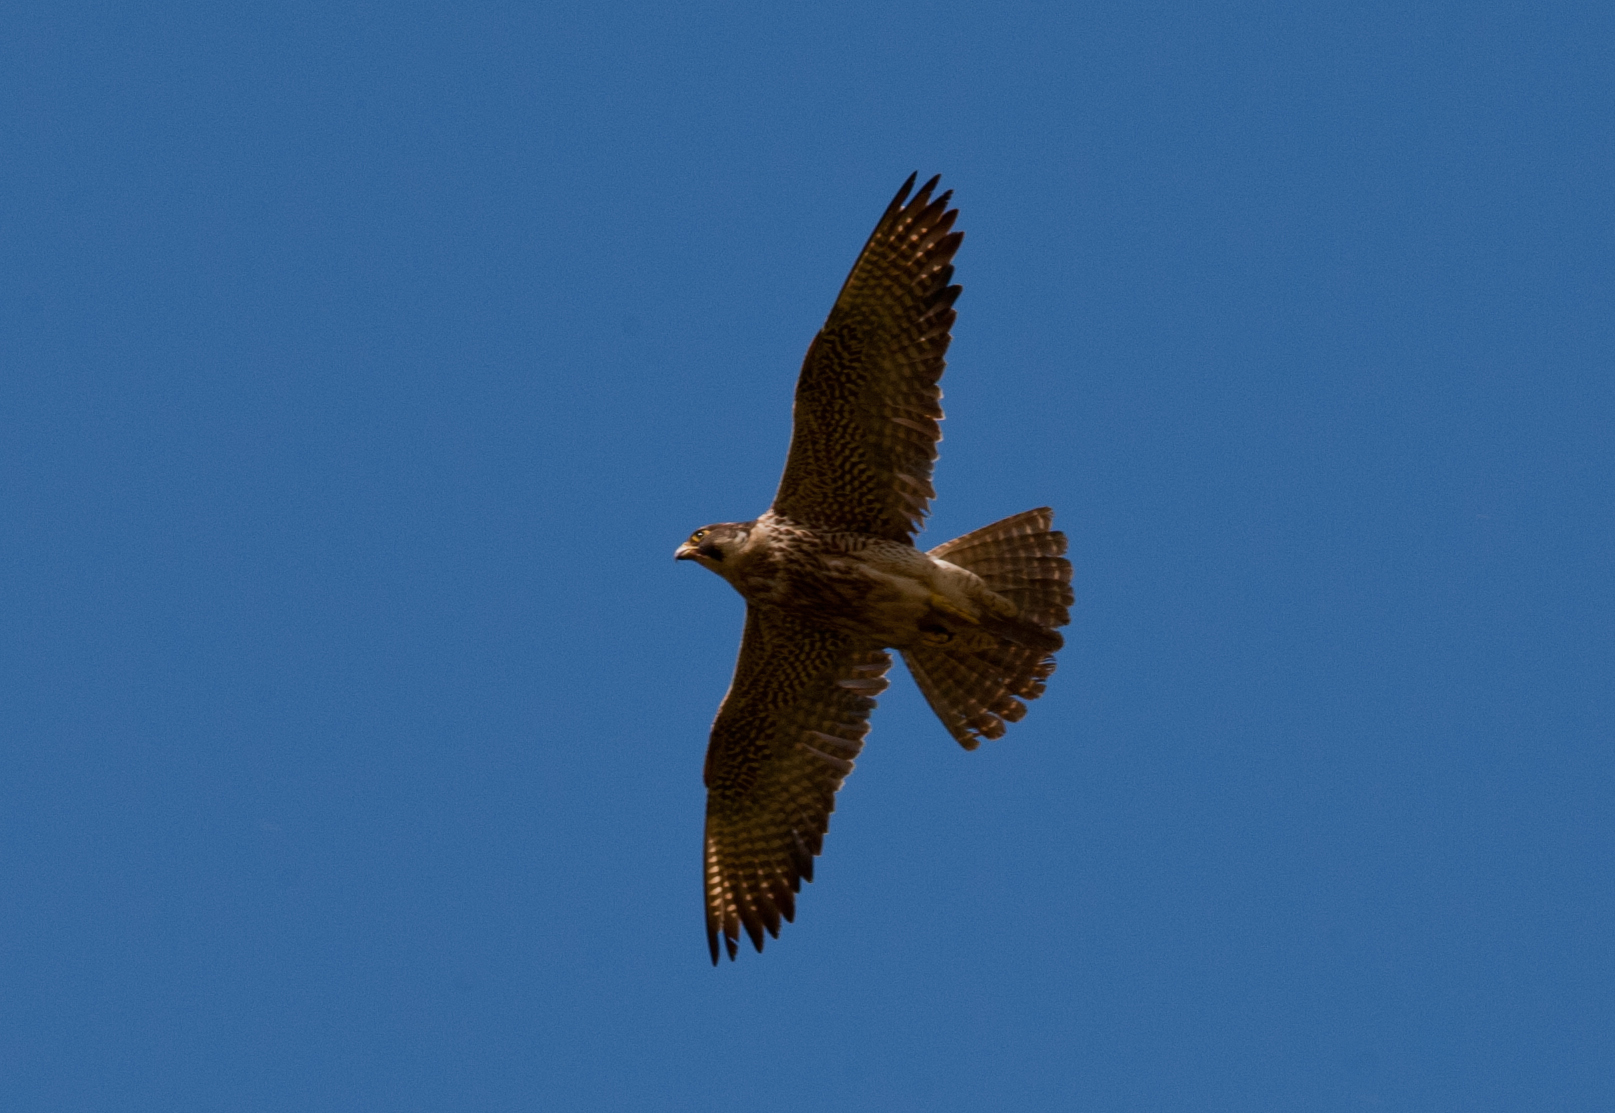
left=674, top=541, right=698, bottom=561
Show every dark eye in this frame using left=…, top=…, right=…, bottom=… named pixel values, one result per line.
left=692, top=530, right=706, bottom=542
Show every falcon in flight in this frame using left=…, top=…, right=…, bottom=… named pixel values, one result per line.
left=677, top=174, right=1073, bottom=962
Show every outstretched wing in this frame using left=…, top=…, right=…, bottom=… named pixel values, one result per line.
left=702, top=607, right=891, bottom=962
left=770, top=174, right=962, bottom=543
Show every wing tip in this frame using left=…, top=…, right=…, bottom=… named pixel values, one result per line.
left=887, top=172, right=920, bottom=215
left=889, top=172, right=954, bottom=222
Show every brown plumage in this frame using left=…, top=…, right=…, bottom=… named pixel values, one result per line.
left=906, top=508, right=1072, bottom=750
left=677, top=175, right=1074, bottom=962
left=771, top=176, right=959, bottom=543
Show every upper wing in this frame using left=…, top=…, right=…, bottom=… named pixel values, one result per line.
left=702, top=607, right=891, bottom=962
left=770, top=174, right=962, bottom=542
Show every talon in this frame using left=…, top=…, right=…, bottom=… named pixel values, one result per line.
left=965, top=630, right=999, bottom=652
left=928, top=592, right=979, bottom=625
left=981, top=590, right=1018, bottom=619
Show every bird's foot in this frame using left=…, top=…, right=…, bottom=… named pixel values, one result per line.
left=928, top=593, right=979, bottom=625
left=980, top=589, right=1019, bottom=619
left=961, top=629, right=1000, bottom=652
left=918, top=627, right=999, bottom=652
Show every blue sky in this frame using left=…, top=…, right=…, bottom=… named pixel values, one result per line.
left=3, top=2, right=1611, bottom=1110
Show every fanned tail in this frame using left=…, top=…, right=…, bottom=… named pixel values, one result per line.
left=902, top=508, right=1073, bottom=750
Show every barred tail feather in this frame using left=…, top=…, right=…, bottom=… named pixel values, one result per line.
left=903, top=508, right=1073, bottom=750
left=930, top=507, right=1073, bottom=631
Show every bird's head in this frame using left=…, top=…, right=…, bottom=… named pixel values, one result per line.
left=675, top=522, right=752, bottom=574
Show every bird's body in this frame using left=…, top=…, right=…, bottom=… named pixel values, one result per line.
left=678, top=175, right=1073, bottom=961
left=679, top=511, right=1021, bottom=651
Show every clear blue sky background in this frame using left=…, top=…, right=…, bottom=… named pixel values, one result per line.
left=3, top=2, right=1611, bottom=1110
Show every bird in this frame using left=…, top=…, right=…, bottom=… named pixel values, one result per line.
left=676, top=174, right=1073, bottom=963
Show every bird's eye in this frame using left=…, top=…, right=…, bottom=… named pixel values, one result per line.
left=692, top=530, right=706, bottom=542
